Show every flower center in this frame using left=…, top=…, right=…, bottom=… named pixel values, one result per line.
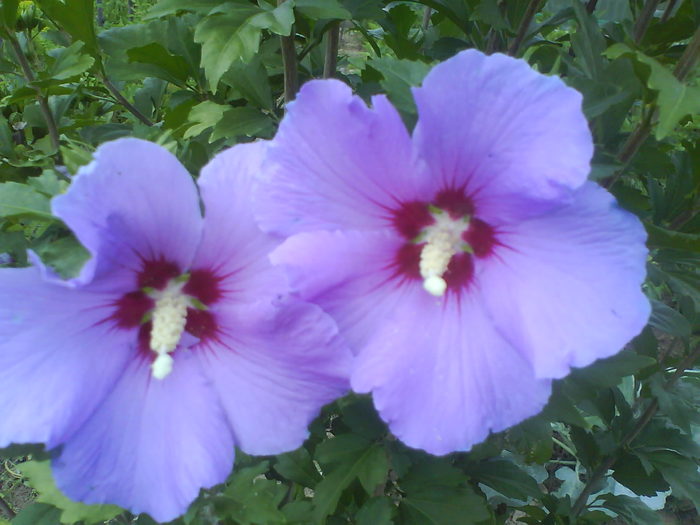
left=148, top=280, right=190, bottom=380
left=389, top=188, right=498, bottom=296
left=419, top=211, right=472, bottom=296
left=111, top=261, right=223, bottom=378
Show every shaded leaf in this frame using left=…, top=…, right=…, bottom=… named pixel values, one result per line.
left=17, top=461, right=122, bottom=524
left=0, top=182, right=53, bottom=220
left=465, top=459, right=541, bottom=500
left=594, top=494, right=662, bottom=525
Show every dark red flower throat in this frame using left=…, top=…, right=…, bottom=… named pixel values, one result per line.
left=112, top=259, right=223, bottom=355
left=390, top=188, right=498, bottom=294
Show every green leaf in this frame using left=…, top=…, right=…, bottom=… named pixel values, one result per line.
left=635, top=423, right=700, bottom=458
left=356, top=496, right=394, bottom=525
left=313, top=435, right=389, bottom=521
left=36, top=0, right=99, bottom=59
left=184, top=100, right=227, bottom=138
left=195, top=2, right=294, bottom=89
left=340, top=396, right=387, bottom=440
left=507, top=416, right=553, bottom=464
left=605, top=44, right=700, bottom=139
left=355, top=444, right=389, bottom=494
left=594, top=494, right=662, bottom=525
left=281, top=500, right=314, bottom=523
left=471, top=0, right=509, bottom=30
left=465, top=459, right=541, bottom=500
left=399, top=462, right=490, bottom=525
left=1, top=0, right=19, bottom=29
left=216, top=462, right=287, bottom=525
left=638, top=450, right=700, bottom=512
left=566, top=350, right=656, bottom=392
left=570, top=0, right=605, bottom=79
left=27, top=171, right=68, bottom=197
left=294, top=0, right=351, bottom=20
left=663, top=269, right=700, bottom=311
left=127, top=42, right=191, bottom=86
left=10, top=503, right=61, bottom=525
left=210, top=106, right=271, bottom=142
left=0, top=182, right=53, bottom=220
left=37, top=41, right=94, bottom=85
left=17, top=461, right=122, bottom=524
left=368, top=57, right=431, bottom=116
left=649, top=299, right=691, bottom=338
left=274, top=447, right=321, bottom=487
left=650, top=376, right=700, bottom=433
left=33, top=235, right=90, bottom=279
left=223, top=56, right=273, bottom=110
left=146, top=0, right=223, bottom=18
left=612, top=452, right=669, bottom=496
left=646, top=223, right=700, bottom=253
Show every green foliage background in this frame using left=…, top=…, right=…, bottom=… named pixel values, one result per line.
left=0, top=0, right=699, bottom=524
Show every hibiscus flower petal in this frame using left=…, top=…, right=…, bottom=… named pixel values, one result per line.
left=52, top=138, right=203, bottom=287
left=255, top=80, right=429, bottom=236
left=0, top=267, right=135, bottom=448
left=52, top=353, right=233, bottom=523
left=271, top=231, right=550, bottom=454
left=353, top=290, right=552, bottom=455
left=477, top=182, right=650, bottom=378
left=413, top=49, right=593, bottom=222
left=269, top=229, right=405, bottom=352
left=193, top=141, right=287, bottom=304
left=198, top=298, right=351, bottom=456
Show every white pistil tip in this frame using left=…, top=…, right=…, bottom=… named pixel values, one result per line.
left=423, top=275, right=447, bottom=296
left=151, top=352, right=174, bottom=380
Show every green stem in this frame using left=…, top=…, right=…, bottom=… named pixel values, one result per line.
left=7, top=34, right=60, bottom=151
left=507, top=0, right=544, bottom=57
left=552, top=437, right=578, bottom=459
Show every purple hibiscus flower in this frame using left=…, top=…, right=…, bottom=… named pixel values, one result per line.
left=255, top=50, right=651, bottom=455
left=0, top=139, right=350, bottom=521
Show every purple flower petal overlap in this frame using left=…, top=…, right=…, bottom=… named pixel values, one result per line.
left=0, top=139, right=350, bottom=522
left=256, top=49, right=651, bottom=455
left=255, top=81, right=431, bottom=236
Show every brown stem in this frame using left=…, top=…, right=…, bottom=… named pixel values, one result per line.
left=507, top=0, right=544, bottom=57
left=7, top=35, right=60, bottom=151
left=0, top=494, right=15, bottom=519
left=278, top=0, right=298, bottom=104
left=673, top=24, right=700, bottom=82
left=323, top=22, right=340, bottom=79
left=571, top=343, right=700, bottom=517
left=604, top=108, right=654, bottom=189
left=633, top=0, right=661, bottom=43
left=586, top=0, right=599, bottom=14
left=421, top=7, right=432, bottom=31
left=660, top=0, right=680, bottom=23
left=100, top=75, right=154, bottom=126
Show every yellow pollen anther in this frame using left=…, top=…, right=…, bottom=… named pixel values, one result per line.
left=419, top=213, right=470, bottom=297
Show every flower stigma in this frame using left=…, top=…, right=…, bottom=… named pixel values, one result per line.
left=148, top=277, right=192, bottom=380
left=419, top=210, right=472, bottom=297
